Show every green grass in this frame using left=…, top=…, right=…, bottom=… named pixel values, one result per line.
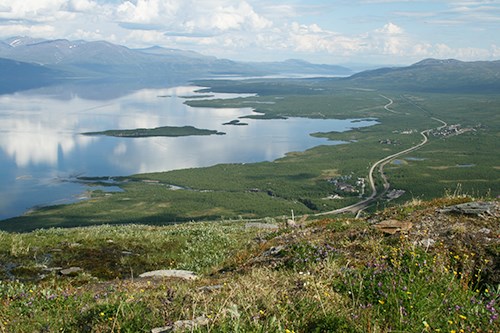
left=0, top=197, right=498, bottom=332
left=0, top=221, right=260, bottom=280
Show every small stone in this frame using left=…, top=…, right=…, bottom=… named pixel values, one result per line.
left=173, top=316, right=209, bottom=330
left=60, top=267, right=83, bottom=276
left=139, top=270, right=198, bottom=280
left=151, top=326, right=172, bottom=333
left=151, top=316, right=209, bottom=333
left=245, top=222, right=279, bottom=230
left=374, top=219, right=412, bottom=234
left=263, top=245, right=285, bottom=257
left=43, top=267, right=63, bottom=272
left=197, top=284, right=223, bottom=292
left=419, top=238, right=436, bottom=248
left=479, top=228, right=491, bottom=234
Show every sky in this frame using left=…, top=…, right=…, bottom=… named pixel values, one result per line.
left=0, top=0, right=499, bottom=65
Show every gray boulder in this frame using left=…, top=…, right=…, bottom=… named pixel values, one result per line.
left=139, top=269, right=198, bottom=280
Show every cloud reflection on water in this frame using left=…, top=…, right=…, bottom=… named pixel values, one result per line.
left=0, top=83, right=377, bottom=219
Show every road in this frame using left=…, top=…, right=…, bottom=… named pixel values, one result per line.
left=315, top=97, right=447, bottom=217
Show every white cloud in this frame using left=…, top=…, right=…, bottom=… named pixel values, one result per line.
left=123, top=29, right=166, bottom=45
left=0, top=0, right=498, bottom=64
left=492, top=44, right=500, bottom=58
left=66, top=0, right=98, bottom=12
left=0, top=0, right=66, bottom=19
left=116, top=0, right=175, bottom=24
left=0, top=23, right=56, bottom=38
left=114, top=0, right=271, bottom=33
left=70, top=28, right=105, bottom=41
left=372, top=22, right=407, bottom=55
left=287, top=22, right=363, bottom=55
left=281, top=22, right=409, bottom=59
left=376, top=22, right=404, bottom=35
left=432, top=43, right=494, bottom=60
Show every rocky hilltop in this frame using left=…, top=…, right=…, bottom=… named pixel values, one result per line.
left=0, top=196, right=498, bottom=332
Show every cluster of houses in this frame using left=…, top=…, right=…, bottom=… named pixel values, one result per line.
left=379, top=138, right=399, bottom=145
left=386, top=189, right=406, bottom=200
left=431, top=124, right=476, bottom=138
left=328, top=175, right=365, bottom=196
left=393, top=129, right=416, bottom=135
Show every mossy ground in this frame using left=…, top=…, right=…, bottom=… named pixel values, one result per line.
left=0, top=197, right=498, bottom=332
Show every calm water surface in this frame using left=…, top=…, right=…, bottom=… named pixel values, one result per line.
left=0, top=83, right=377, bottom=220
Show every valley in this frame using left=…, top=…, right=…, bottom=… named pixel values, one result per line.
left=0, top=38, right=500, bottom=231
left=1, top=74, right=498, bottom=231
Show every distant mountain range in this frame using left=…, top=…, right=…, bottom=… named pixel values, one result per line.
left=0, top=37, right=352, bottom=91
left=1, top=36, right=499, bottom=94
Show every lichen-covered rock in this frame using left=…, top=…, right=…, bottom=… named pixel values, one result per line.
left=151, top=316, right=209, bottom=332
left=438, top=201, right=497, bottom=215
left=139, top=269, right=198, bottom=280
left=59, top=267, right=83, bottom=276
left=374, top=219, right=413, bottom=234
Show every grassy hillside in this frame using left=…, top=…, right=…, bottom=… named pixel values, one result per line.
left=0, top=197, right=498, bottom=332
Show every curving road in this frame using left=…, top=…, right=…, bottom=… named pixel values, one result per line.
left=315, top=97, right=447, bottom=217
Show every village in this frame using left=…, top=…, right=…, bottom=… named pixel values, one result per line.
left=326, top=174, right=366, bottom=199
left=431, top=123, right=478, bottom=138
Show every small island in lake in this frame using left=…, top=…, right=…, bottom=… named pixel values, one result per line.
left=82, top=125, right=225, bottom=138
left=222, top=119, right=248, bottom=126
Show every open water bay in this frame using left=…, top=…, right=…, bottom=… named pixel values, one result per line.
left=0, top=83, right=377, bottom=220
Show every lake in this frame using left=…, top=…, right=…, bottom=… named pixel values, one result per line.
left=0, top=82, right=377, bottom=220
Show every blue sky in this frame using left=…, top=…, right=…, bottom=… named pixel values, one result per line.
left=0, top=0, right=499, bottom=65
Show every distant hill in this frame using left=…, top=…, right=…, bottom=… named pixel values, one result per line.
left=0, top=58, right=66, bottom=93
left=343, top=58, right=500, bottom=93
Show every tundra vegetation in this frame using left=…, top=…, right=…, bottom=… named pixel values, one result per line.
left=0, top=196, right=498, bottom=332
